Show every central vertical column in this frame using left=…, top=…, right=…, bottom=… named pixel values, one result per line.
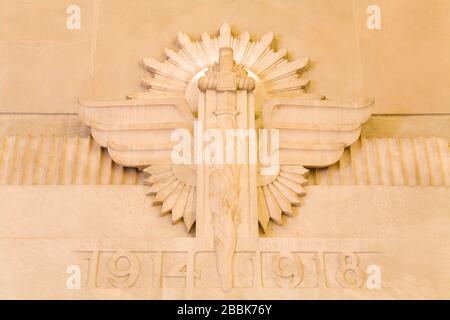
left=196, top=49, right=258, bottom=240
left=195, top=48, right=257, bottom=291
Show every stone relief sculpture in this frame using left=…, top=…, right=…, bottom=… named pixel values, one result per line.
left=0, top=0, right=449, bottom=300
left=79, top=23, right=374, bottom=290
left=209, top=165, right=241, bottom=291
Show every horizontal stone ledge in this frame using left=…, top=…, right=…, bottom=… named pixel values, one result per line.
left=361, top=115, right=450, bottom=140
left=0, top=185, right=448, bottom=239
left=1, top=114, right=449, bottom=139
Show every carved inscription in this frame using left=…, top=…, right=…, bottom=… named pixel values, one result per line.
left=72, top=251, right=156, bottom=289
left=162, top=252, right=188, bottom=288
left=72, top=250, right=381, bottom=290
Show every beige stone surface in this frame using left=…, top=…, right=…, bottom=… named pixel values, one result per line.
left=0, top=114, right=90, bottom=137
left=1, top=0, right=450, bottom=114
left=0, top=186, right=449, bottom=299
left=309, top=137, right=450, bottom=186
left=264, top=186, right=450, bottom=238
left=1, top=0, right=450, bottom=300
left=354, top=0, right=450, bottom=114
left=0, top=186, right=190, bottom=239
left=362, top=115, right=450, bottom=140
left=0, top=136, right=144, bottom=185
left=0, top=0, right=96, bottom=113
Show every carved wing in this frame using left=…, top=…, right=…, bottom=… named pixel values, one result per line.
left=262, top=96, right=374, bottom=167
left=79, top=98, right=197, bottom=231
left=79, top=98, right=194, bottom=167
left=257, top=96, right=374, bottom=230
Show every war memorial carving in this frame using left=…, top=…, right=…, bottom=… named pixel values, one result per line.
left=0, top=14, right=449, bottom=299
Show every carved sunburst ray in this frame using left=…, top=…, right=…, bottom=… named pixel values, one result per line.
left=143, top=165, right=196, bottom=232
left=79, top=23, right=374, bottom=235
left=129, top=23, right=310, bottom=101
left=257, top=165, right=309, bottom=232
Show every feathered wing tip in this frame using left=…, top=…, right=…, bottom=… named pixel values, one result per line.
left=257, top=165, right=309, bottom=232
